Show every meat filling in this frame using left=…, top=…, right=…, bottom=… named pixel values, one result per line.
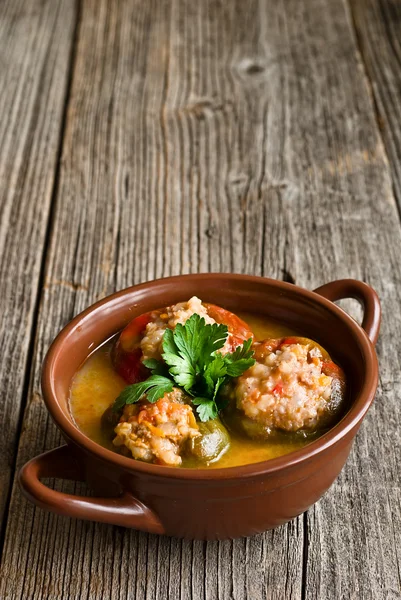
left=113, top=388, right=200, bottom=466
left=140, top=296, right=230, bottom=361
left=234, top=340, right=342, bottom=432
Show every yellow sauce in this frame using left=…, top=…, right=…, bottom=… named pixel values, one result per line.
left=69, top=312, right=322, bottom=468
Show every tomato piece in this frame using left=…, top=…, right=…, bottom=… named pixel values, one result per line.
left=252, top=339, right=282, bottom=361
left=204, top=303, right=253, bottom=351
left=280, top=337, right=300, bottom=347
left=272, top=382, right=283, bottom=395
left=322, top=359, right=345, bottom=382
left=321, top=359, right=346, bottom=411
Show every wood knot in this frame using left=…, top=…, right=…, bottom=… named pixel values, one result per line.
left=228, top=172, right=249, bottom=189
left=237, top=59, right=266, bottom=78
left=245, top=63, right=265, bottom=75
left=205, top=224, right=218, bottom=238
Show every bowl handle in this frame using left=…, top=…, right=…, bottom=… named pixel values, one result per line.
left=313, top=279, right=381, bottom=346
left=19, top=445, right=164, bottom=534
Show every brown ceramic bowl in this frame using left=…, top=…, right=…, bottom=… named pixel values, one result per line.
left=19, top=275, right=380, bottom=540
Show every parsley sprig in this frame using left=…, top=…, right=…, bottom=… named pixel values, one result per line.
left=112, top=313, right=255, bottom=421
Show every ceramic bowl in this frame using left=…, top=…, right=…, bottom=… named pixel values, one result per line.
left=19, top=274, right=380, bottom=540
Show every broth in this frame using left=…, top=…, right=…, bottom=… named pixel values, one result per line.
left=70, top=313, right=326, bottom=468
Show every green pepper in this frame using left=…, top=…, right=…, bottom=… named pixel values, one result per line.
left=188, top=418, right=230, bottom=464
left=223, top=408, right=272, bottom=440
left=101, top=404, right=121, bottom=438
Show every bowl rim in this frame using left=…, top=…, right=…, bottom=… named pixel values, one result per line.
left=42, top=273, right=379, bottom=481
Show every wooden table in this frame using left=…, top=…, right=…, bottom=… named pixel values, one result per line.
left=1, top=0, right=400, bottom=598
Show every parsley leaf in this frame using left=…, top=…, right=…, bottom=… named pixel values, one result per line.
left=203, top=354, right=227, bottom=397
left=222, top=338, right=255, bottom=376
left=194, top=337, right=255, bottom=419
left=112, top=312, right=256, bottom=422
left=142, top=358, right=170, bottom=376
left=142, top=358, right=161, bottom=371
left=162, top=328, right=196, bottom=392
left=112, top=374, right=174, bottom=412
left=164, top=314, right=228, bottom=373
left=192, top=397, right=218, bottom=421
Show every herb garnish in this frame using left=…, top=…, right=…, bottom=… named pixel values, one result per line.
left=112, top=313, right=255, bottom=421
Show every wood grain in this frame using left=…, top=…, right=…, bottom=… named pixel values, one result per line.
left=0, top=0, right=76, bottom=539
left=349, top=0, right=401, bottom=208
left=1, top=0, right=401, bottom=598
left=1, top=1, right=305, bottom=597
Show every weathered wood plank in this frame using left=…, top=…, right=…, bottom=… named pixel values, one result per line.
left=349, top=0, right=401, bottom=208
left=279, top=0, right=401, bottom=597
left=0, top=0, right=76, bottom=540
left=0, top=1, right=305, bottom=598
left=1, top=0, right=401, bottom=598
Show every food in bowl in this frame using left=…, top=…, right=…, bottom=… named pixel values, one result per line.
left=112, top=389, right=200, bottom=466
left=20, top=275, right=380, bottom=539
left=70, top=296, right=346, bottom=468
left=224, top=337, right=346, bottom=439
left=112, top=296, right=253, bottom=383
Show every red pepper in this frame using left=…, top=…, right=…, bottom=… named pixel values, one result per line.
left=205, top=303, right=253, bottom=350
left=113, top=311, right=153, bottom=384
left=119, top=312, right=152, bottom=352
left=114, top=347, right=148, bottom=384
